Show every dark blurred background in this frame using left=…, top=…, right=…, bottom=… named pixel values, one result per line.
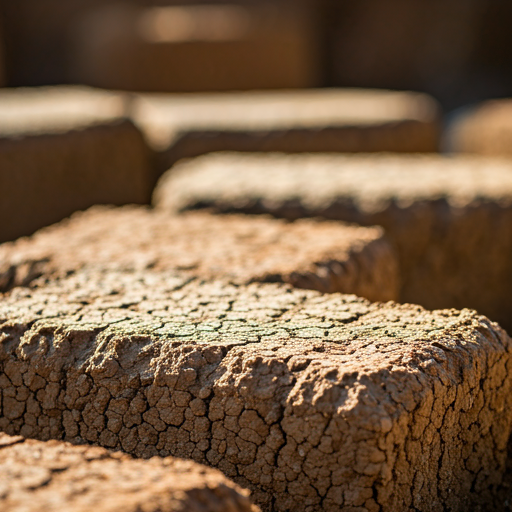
left=0, top=0, right=511, bottom=110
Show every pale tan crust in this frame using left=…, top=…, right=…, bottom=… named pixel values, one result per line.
left=1, top=269, right=511, bottom=511
left=0, top=206, right=398, bottom=303
left=0, top=433, right=259, bottom=512
left=154, top=152, right=512, bottom=332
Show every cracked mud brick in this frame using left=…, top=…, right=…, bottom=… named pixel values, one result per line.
left=132, top=88, right=440, bottom=172
left=1, top=268, right=512, bottom=511
left=0, top=205, right=398, bottom=303
left=154, top=152, right=512, bottom=332
left=0, top=433, right=259, bottom=512
left=0, top=86, right=152, bottom=243
left=450, top=99, right=512, bottom=157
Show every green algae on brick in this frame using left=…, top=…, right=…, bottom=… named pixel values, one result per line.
left=153, top=151, right=512, bottom=333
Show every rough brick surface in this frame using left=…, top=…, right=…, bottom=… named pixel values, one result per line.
left=450, top=99, right=512, bottom=156
left=0, top=206, right=398, bottom=303
left=132, top=88, right=440, bottom=173
left=154, top=152, right=512, bottom=332
left=0, top=86, right=152, bottom=243
left=0, top=433, right=259, bottom=512
left=71, top=3, right=318, bottom=93
left=1, top=268, right=511, bottom=511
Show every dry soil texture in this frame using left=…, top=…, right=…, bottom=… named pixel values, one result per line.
left=0, top=206, right=398, bottom=303
left=0, top=86, right=152, bottom=243
left=0, top=269, right=511, bottom=511
left=0, top=432, right=258, bottom=512
left=154, top=152, right=512, bottom=332
left=132, top=88, right=440, bottom=173
left=451, top=99, right=512, bottom=157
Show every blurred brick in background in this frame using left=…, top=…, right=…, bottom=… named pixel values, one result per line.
left=449, top=99, right=512, bottom=156
left=132, top=88, right=441, bottom=175
left=0, top=12, right=5, bottom=86
left=0, top=86, right=151, bottom=243
left=322, top=0, right=512, bottom=108
left=2, top=0, right=512, bottom=108
left=70, top=1, right=319, bottom=92
left=0, top=0, right=106, bottom=86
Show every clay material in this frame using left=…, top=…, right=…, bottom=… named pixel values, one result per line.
left=154, top=152, right=512, bottom=332
left=450, top=99, right=512, bottom=156
left=132, top=88, right=440, bottom=173
left=0, top=205, right=398, bottom=303
left=71, top=3, right=319, bottom=93
left=0, top=86, right=152, bottom=243
left=0, top=432, right=259, bottom=512
left=0, top=268, right=511, bottom=511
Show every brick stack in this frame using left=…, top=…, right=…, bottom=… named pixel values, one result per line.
left=3, top=67, right=512, bottom=511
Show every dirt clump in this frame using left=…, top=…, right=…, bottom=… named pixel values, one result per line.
left=0, top=268, right=511, bottom=511
left=0, top=432, right=259, bottom=512
left=0, top=86, right=152, bottom=244
left=0, top=205, right=399, bottom=303
left=154, top=152, right=512, bottom=332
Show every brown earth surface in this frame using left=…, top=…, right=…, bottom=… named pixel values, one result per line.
left=154, top=152, right=512, bottom=332
left=0, top=268, right=511, bottom=511
left=0, top=432, right=259, bottom=512
left=131, top=88, right=440, bottom=173
left=451, top=99, right=512, bottom=157
left=0, top=86, right=152, bottom=243
left=0, top=206, right=398, bottom=303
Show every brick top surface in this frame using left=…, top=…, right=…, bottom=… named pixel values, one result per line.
left=133, top=89, right=439, bottom=148
left=0, top=206, right=391, bottom=297
left=0, top=433, right=258, bottom=512
left=0, top=86, right=126, bottom=137
left=0, top=268, right=501, bottom=368
left=154, top=152, right=512, bottom=212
